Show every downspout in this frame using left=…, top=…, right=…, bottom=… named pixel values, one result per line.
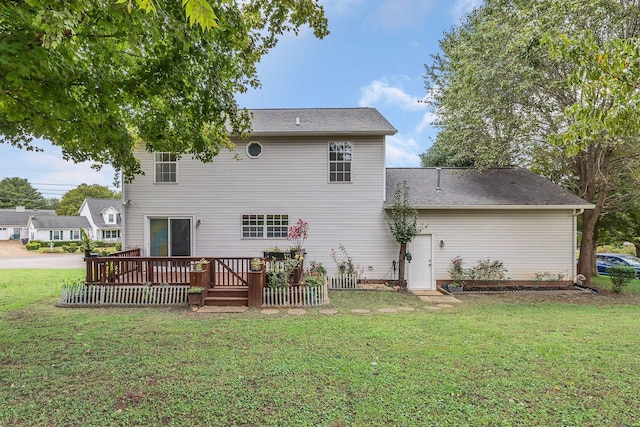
left=121, top=170, right=126, bottom=250
left=573, top=209, right=584, bottom=279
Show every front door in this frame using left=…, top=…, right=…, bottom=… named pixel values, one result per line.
left=149, top=217, right=192, bottom=256
left=407, top=234, right=433, bottom=290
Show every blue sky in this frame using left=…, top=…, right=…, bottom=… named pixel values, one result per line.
left=0, top=0, right=481, bottom=200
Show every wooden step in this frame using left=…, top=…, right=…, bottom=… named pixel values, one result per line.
left=204, top=286, right=249, bottom=306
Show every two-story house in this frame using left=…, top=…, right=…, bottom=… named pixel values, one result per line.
left=78, top=198, right=122, bottom=243
left=122, top=108, right=593, bottom=290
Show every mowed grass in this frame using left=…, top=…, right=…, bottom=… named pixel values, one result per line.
left=1, top=271, right=640, bottom=426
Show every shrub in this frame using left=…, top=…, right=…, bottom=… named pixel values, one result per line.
left=25, top=242, right=41, bottom=251
left=607, top=265, right=637, bottom=293
left=469, top=258, right=508, bottom=281
left=115, top=242, right=122, bottom=251
left=93, top=240, right=105, bottom=248
left=62, top=244, right=78, bottom=253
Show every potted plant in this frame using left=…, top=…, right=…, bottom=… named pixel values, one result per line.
left=251, top=257, right=263, bottom=272
left=79, top=228, right=96, bottom=258
left=188, top=286, right=204, bottom=307
left=106, top=261, right=119, bottom=282
left=263, top=246, right=285, bottom=260
left=287, top=218, right=308, bottom=257
left=193, top=258, right=208, bottom=271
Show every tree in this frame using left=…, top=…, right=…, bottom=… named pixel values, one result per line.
left=0, top=177, right=47, bottom=209
left=0, top=1, right=328, bottom=182
left=423, top=0, right=640, bottom=280
left=387, top=181, right=422, bottom=289
left=56, top=184, right=119, bottom=216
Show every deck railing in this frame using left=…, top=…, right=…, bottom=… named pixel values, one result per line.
left=84, top=256, right=254, bottom=287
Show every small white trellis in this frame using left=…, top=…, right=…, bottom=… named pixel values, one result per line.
left=327, top=273, right=359, bottom=289
left=57, top=285, right=190, bottom=307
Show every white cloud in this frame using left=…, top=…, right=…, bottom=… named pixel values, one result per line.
left=450, top=0, right=483, bottom=22
left=359, top=79, right=430, bottom=112
left=386, top=134, right=422, bottom=167
left=416, top=111, right=437, bottom=134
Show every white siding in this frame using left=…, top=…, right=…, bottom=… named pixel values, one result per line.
left=124, top=136, right=399, bottom=280
left=420, top=209, right=577, bottom=282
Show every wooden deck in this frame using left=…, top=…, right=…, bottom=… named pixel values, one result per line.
left=85, top=255, right=254, bottom=287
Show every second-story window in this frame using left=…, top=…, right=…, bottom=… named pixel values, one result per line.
left=108, top=213, right=114, bottom=223
left=155, top=152, right=177, bottom=183
left=329, top=141, right=352, bottom=182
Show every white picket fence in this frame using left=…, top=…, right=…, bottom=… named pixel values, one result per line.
left=327, top=273, right=359, bottom=289
left=57, top=285, right=190, bottom=307
left=263, top=283, right=329, bottom=307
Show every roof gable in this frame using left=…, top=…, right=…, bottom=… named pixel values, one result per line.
left=241, top=108, right=397, bottom=137
left=385, top=168, right=593, bottom=209
left=83, top=198, right=121, bottom=227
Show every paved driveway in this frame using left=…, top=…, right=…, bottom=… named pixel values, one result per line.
left=0, top=241, right=84, bottom=269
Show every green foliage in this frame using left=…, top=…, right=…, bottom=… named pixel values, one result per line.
left=387, top=181, right=421, bottom=245
left=448, top=256, right=508, bottom=282
left=78, top=228, right=97, bottom=252
left=606, top=265, right=637, bottom=293
left=422, top=0, right=640, bottom=277
left=115, top=242, right=122, bottom=252
left=56, top=184, right=119, bottom=215
left=188, top=286, right=204, bottom=293
left=0, top=1, right=328, bottom=182
left=0, top=177, right=47, bottom=209
left=25, top=242, right=40, bottom=250
left=267, top=254, right=302, bottom=288
left=61, top=243, right=78, bottom=253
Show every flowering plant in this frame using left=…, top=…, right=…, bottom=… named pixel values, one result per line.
left=330, top=243, right=361, bottom=276
left=287, top=218, right=309, bottom=252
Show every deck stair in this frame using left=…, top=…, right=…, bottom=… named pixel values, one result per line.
left=204, top=286, right=249, bottom=306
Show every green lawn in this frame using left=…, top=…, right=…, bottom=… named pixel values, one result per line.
left=1, top=270, right=639, bottom=426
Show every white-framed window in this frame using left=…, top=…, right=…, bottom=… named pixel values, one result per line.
left=155, top=152, right=177, bottom=183
left=246, top=142, right=263, bottom=158
left=50, top=230, right=63, bottom=240
left=242, top=214, right=289, bottom=238
left=108, top=213, right=115, bottom=223
left=70, top=230, right=80, bottom=240
left=102, top=230, right=121, bottom=239
left=329, top=141, right=352, bottom=182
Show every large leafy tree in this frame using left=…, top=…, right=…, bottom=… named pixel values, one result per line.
left=0, top=1, right=328, bottom=182
left=0, top=177, right=47, bottom=209
left=423, top=0, right=640, bottom=279
left=56, top=183, right=119, bottom=215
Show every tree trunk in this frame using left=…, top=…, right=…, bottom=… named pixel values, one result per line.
left=578, top=208, right=600, bottom=282
left=398, top=243, right=407, bottom=289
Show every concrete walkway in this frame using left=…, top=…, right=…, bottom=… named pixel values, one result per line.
left=195, top=290, right=461, bottom=314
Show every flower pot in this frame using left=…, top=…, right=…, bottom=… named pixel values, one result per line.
left=188, top=292, right=202, bottom=307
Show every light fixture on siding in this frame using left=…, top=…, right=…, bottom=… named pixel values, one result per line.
left=439, top=239, right=445, bottom=248
left=196, top=218, right=202, bottom=227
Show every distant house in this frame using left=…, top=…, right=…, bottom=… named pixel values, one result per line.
left=78, top=198, right=122, bottom=243
left=0, top=207, right=55, bottom=240
left=121, top=108, right=593, bottom=289
left=27, top=215, right=91, bottom=242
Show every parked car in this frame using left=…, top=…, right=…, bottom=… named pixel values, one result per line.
left=596, top=253, right=640, bottom=278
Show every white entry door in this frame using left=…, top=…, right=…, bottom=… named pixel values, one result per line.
left=408, top=235, right=433, bottom=290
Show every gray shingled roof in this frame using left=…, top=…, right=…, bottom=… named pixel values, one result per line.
left=0, top=210, right=55, bottom=226
left=30, top=215, right=91, bottom=229
left=244, top=108, right=397, bottom=136
left=83, top=198, right=121, bottom=228
left=385, top=168, right=594, bottom=209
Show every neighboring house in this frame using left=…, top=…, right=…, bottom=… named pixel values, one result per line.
left=0, top=207, right=55, bottom=240
left=78, top=198, right=122, bottom=243
left=27, top=215, right=91, bottom=242
left=122, top=108, right=593, bottom=290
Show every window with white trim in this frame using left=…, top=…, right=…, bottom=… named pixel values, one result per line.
left=102, top=230, right=121, bottom=239
left=70, top=230, right=80, bottom=240
left=242, top=214, right=289, bottom=238
left=155, top=152, right=177, bottom=183
left=329, top=141, right=352, bottom=182
left=246, top=142, right=263, bottom=158
left=50, top=230, right=63, bottom=240
left=108, top=213, right=115, bottom=223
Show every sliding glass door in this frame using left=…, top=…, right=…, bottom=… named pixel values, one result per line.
left=149, top=217, right=192, bottom=256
